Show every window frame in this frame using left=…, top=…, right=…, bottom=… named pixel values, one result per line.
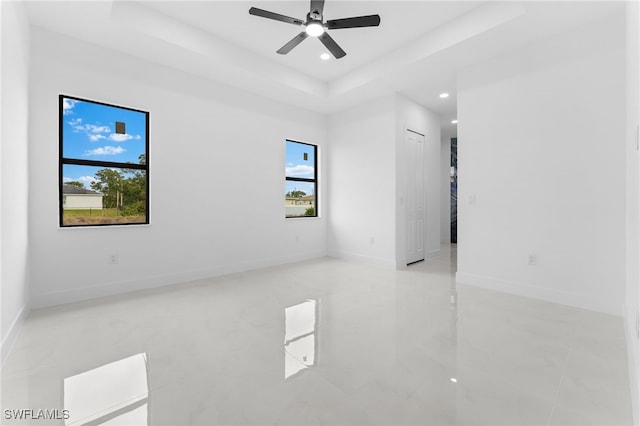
left=59, top=94, right=150, bottom=227
left=285, top=139, right=318, bottom=219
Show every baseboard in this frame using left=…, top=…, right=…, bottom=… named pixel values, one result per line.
left=31, top=250, right=327, bottom=309
left=623, top=303, right=640, bottom=425
left=327, top=249, right=396, bottom=269
left=456, top=271, right=622, bottom=316
left=1, top=302, right=30, bottom=368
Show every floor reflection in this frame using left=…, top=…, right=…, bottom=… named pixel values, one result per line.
left=284, top=299, right=318, bottom=379
left=64, top=353, right=149, bottom=426
left=448, top=277, right=459, bottom=390
left=1, top=247, right=631, bottom=425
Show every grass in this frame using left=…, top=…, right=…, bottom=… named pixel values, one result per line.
left=63, top=209, right=146, bottom=226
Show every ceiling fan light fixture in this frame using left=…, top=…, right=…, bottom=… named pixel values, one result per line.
left=320, top=53, right=331, bottom=60
left=305, top=22, right=325, bottom=37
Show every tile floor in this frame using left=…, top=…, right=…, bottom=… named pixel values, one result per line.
left=1, top=245, right=633, bottom=425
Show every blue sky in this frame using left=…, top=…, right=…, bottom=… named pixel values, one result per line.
left=62, top=97, right=146, bottom=188
left=285, top=141, right=315, bottom=196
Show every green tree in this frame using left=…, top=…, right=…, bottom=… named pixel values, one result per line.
left=91, top=169, right=124, bottom=209
left=65, top=181, right=85, bottom=188
left=121, top=154, right=147, bottom=215
left=121, top=168, right=146, bottom=215
left=286, top=190, right=307, bottom=198
left=91, top=154, right=147, bottom=215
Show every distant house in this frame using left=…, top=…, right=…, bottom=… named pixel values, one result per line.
left=62, top=184, right=103, bottom=210
left=285, top=195, right=315, bottom=217
left=285, top=195, right=315, bottom=207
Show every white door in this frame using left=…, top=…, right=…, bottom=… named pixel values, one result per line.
left=406, top=130, right=425, bottom=264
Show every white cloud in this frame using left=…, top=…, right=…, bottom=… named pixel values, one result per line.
left=87, top=124, right=110, bottom=134
left=62, top=175, right=97, bottom=189
left=78, top=175, right=97, bottom=186
left=68, top=120, right=111, bottom=142
left=62, top=99, right=79, bottom=115
left=85, top=146, right=126, bottom=156
left=286, top=164, right=314, bottom=177
left=107, top=133, right=141, bottom=142
left=65, top=111, right=141, bottom=143
left=108, top=133, right=132, bottom=142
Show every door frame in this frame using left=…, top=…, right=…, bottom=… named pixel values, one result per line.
left=405, top=128, right=426, bottom=265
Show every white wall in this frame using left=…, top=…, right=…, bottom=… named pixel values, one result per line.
left=28, top=28, right=327, bottom=308
left=1, top=0, right=31, bottom=365
left=327, top=94, right=441, bottom=269
left=441, top=135, right=451, bottom=243
left=327, top=95, right=396, bottom=267
left=456, top=13, right=626, bottom=316
left=395, top=95, right=441, bottom=266
left=625, top=0, right=640, bottom=422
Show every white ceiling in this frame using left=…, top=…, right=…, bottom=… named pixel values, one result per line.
left=24, top=0, right=625, bottom=138
left=144, top=1, right=483, bottom=81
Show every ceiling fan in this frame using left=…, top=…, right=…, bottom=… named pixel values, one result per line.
left=249, top=0, right=381, bottom=59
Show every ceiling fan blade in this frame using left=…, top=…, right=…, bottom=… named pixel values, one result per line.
left=326, top=14, right=381, bottom=30
left=277, top=32, right=309, bottom=55
left=249, top=7, right=304, bottom=26
left=318, top=32, right=346, bottom=59
left=310, top=0, right=325, bottom=18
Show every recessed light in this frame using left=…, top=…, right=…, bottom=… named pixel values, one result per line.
left=320, top=53, right=330, bottom=60
left=450, top=378, right=458, bottom=383
left=451, top=119, right=458, bottom=124
left=439, top=93, right=449, bottom=98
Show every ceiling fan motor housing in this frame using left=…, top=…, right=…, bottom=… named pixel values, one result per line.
left=309, top=10, right=322, bottom=21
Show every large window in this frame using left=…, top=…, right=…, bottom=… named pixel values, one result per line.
left=59, top=95, right=149, bottom=227
left=285, top=140, right=317, bottom=218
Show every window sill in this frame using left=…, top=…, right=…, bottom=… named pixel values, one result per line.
left=59, top=223, right=152, bottom=230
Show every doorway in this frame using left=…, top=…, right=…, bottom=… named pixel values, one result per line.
left=406, top=129, right=425, bottom=264
left=450, top=137, right=457, bottom=243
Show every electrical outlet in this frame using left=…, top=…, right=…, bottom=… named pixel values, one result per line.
left=108, top=254, right=119, bottom=265
left=528, top=254, right=537, bottom=266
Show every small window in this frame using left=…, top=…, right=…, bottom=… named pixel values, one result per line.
left=59, top=95, right=149, bottom=227
left=285, top=140, right=317, bottom=218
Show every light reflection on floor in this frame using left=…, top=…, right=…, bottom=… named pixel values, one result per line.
left=64, top=353, right=149, bottom=426
left=284, top=299, right=317, bottom=379
left=1, top=245, right=633, bottom=425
